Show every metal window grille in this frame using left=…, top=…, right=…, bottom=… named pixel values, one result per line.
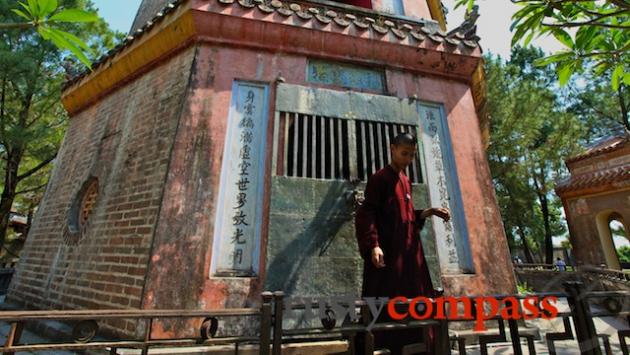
left=355, top=119, right=422, bottom=183
left=276, top=112, right=422, bottom=183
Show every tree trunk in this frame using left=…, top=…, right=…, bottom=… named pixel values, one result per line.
left=539, top=191, right=554, bottom=264
left=530, top=162, right=554, bottom=264
left=619, top=85, right=629, bottom=133
left=517, top=225, right=535, bottom=263
left=0, top=148, right=24, bottom=250
left=0, top=23, right=33, bottom=30
left=0, top=86, right=32, bottom=249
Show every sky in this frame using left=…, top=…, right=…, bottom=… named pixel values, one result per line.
left=93, top=0, right=564, bottom=58
left=442, top=0, right=564, bottom=58
left=92, top=0, right=142, bottom=34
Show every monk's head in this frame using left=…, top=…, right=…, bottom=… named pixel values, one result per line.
left=390, top=133, right=417, bottom=172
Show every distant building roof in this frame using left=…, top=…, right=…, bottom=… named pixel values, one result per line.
left=556, top=135, right=630, bottom=196
left=556, top=165, right=630, bottom=194
left=9, top=212, right=27, bottom=225
left=566, top=135, right=629, bottom=164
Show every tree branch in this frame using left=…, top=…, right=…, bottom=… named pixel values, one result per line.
left=541, top=21, right=630, bottom=29
left=0, top=74, right=6, bottom=136
left=27, top=92, right=62, bottom=128
left=8, top=80, right=24, bottom=105
left=513, top=0, right=613, bottom=5
left=2, top=245, right=21, bottom=259
left=16, top=182, right=47, bottom=195
left=607, top=0, right=630, bottom=10
left=581, top=101, right=621, bottom=124
left=619, top=85, right=630, bottom=132
left=0, top=23, right=33, bottom=30
left=513, top=0, right=630, bottom=8
left=573, top=5, right=627, bottom=18
left=17, top=154, right=56, bottom=182
left=572, top=42, right=630, bottom=58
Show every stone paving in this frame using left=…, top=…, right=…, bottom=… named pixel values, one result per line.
left=0, top=321, right=77, bottom=355
left=463, top=299, right=628, bottom=355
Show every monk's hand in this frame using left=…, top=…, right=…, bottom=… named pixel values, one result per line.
left=371, top=247, right=385, bottom=268
left=432, top=207, right=451, bottom=221
left=421, top=208, right=451, bottom=222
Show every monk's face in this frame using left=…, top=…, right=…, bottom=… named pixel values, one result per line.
left=390, top=143, right=417, bottom=171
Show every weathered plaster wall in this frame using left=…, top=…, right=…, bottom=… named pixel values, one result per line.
left=138, top=45, right=515, bottom=332
left=387, top=70, right=517, bottom=296
left=8, top=47, right=197, bottom=335
left=139, top=47, right=309, bottom=339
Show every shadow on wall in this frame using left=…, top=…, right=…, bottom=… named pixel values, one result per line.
left=264, top=178, right=359, bottom=296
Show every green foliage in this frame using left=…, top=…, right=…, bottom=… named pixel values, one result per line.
left=510, top=1, right=628, bottom=87
left=454, top=0, right=630, bottom=131
left=618, top=246, right=630, bottom=263
left=0, top=0, right=121, bottom=246
left=517, top=282, right=534, bottom=295
left=565, top=74, right=628, bottom=141
left=4, top=0, right=99, bottom=68
left=486, top=47, right=584, bottom=263
left=455, top=0, right=475, bottom=13
left=560, top=239, right=572, bottom=249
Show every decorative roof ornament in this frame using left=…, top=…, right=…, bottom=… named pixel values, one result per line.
left=447, top=4, right=480, bottom=41
left=62, top=57, right=79, bottom=81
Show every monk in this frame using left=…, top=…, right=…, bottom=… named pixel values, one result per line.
left=355, top=132, right=450, bottom=354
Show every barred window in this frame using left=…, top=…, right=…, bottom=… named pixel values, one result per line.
left=65, top=177, right=99, bottom=244
left=79, top=181, right=99, bottom=227
left=283, top=112, right=350, bottom=180
left=276, top=112, right=422, bottom=183
left=355, top=120, right=422, bottom=183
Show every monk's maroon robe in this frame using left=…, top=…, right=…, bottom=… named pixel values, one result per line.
left=356, top=165, right=435, bottom=298
left=355, top=165, right=436, bottom=354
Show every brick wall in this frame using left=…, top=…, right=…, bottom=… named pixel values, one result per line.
left=7, top=46, right=197, bottom=335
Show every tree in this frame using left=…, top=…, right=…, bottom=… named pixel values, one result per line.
left=565, top=74, right=627, bottom=142
left=485, top=46, right=584, bottom=264
left=2, top=0, right=99, bottom=68
left=455, top=0, right=630, bottom=132
left=617, top=246, right=630, bottom=264
left=0, top=0, right=122, bottom=249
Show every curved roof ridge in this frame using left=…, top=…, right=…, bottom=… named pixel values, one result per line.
left=63, top=0, right=481, bottom=92
left=566, top=135, right=629, bottom=164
